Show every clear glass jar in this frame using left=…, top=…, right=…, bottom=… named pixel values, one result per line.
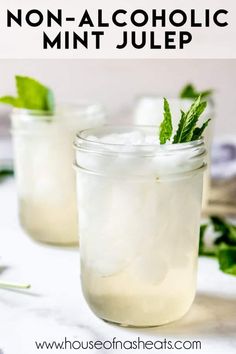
left=74, top=126, right=206, bottom=327
left=133, top=96, right=214, bottom=213
left=11, top=103, right=105, bottom=246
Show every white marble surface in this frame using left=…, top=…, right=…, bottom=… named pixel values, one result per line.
left=0, top=178, right=236, bottom=354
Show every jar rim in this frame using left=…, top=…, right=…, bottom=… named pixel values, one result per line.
left=134, top=95, right=214, bottom=109
left=11, top=101, right=105, bottom=119
left=75, top=125, right=205, bottom=154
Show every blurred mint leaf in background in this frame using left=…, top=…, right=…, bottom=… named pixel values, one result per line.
left=217, top=244, right=236, bottom=276
left=180, top=83, right=213, bottom=100
left=199, top=216, right=236, bottom=276
left=0, top=96, right=22, bottom=108
left=199, top=224, right=207, bottom=255
left=211, top=216, right=236, bottom=245
left=0, top=169, right=14, bottom=182
left=0, top=76, right=55, bottom=113
left=199, top=224, right=216, bottom=257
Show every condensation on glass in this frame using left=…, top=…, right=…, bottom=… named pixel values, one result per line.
left=74, top=126, right=206, bottom=327
left=11, top=103, right=105, bottom=245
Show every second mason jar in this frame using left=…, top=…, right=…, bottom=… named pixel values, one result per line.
left=11, top=103, right=105, bottom=245
left=74, top=126, right=206, bottom=327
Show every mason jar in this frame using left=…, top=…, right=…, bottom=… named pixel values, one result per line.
left=74, top=126, right=206, bottom=327
left=11, top=103, right=105, bottom=246
left=133, top=96, right=214, bottom=213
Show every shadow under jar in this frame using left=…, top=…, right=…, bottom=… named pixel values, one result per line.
left=74, top=126, right=206, bottom=327
left=11, top=103, right=105, bottom=246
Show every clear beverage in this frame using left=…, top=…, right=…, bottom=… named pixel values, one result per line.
left=11, top=103, right=105, bottom=245
left=133, top=96, right=214, bottom=212
left=74, top=126, right=206, bottom=326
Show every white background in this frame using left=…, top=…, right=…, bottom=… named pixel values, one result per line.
left=0, top=59, right=235, bottom=137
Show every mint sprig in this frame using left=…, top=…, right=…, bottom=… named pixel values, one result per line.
left=173, top=96, right=207, bottom=143
left=0, top=76, right=55, bottom=113
left=159, top=95, right=211, bottom=144
left=159, top=98, right=173, bottom=144
left=200, top=217, right=236, bottom=276
left=180, top=83, right=213, bottom=100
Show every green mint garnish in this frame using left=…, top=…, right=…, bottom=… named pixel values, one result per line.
left=173, top=96, right=207, bottom=143
left=159, top=98, right=173, bottom=144
left=217, top=244, right=236, bottom=276
left=158, top=95, right=211, bottom=144
left=191, top=119, right=211, bottom=141
left=199, top=224, right=215, bottom=256
left=199, top=217, right=236, bottom=276
left=0, top=169, right=14, bottom=181
left=211, top=216, right=236, bottom=245
left=0, top=76, right=54, bottom=113
left=180, top=83, right=213, bottom=100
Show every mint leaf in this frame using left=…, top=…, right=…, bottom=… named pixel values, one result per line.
left=0, top=96, right=23, bottom=108
left=199, top=217, right=236, bottom=276
left=211, top=216, right=236, bottom=245
left=227, top=225, right=236, bottom=244
left=0, top=76, right=55, bottom=112
left=16, top=76, right=54, bottom=111
left=211, top=216, right=228, bottom=234
left=0, top=169, right=14, bottom=181
left=180, top=84, right=197, bottom=99
left=192, top=119, right=211, bottom=140
left=199, top=224, right=208, bottom=255
left=158, top=95, right=210, bottom=144
left=180, top=84, right=213, bottom=100
left=217, top=244, right=236, bottom=276
left=173, top=95, right=207, bottom=143
left=199, top=223, right=217, bottom=257
left=159, top=98, right=173, bottom=144
left=172, top=110, right=185, bottom=144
